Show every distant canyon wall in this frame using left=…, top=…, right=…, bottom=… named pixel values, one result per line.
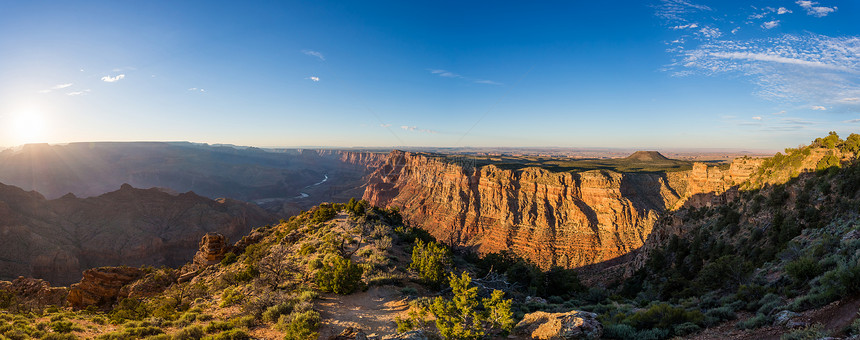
left=363, top=151, right=762, bottom=269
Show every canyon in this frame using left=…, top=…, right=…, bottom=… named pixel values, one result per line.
left=0, top=142, right=761, bottom=286
left=361, top=150, right=763, bottom=269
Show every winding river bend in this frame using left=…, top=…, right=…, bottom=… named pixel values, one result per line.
left=252, top=173, right=328, bottom=204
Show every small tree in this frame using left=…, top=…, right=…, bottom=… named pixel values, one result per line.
left=430, top=272, right=485, bottom=340
left=258, top=244, right=296, bottom=289
left=426, top=272, right=515, bottom=340
left=316, top=256, right=364, bottom=294
left=410, top=240, right=451, bottom=287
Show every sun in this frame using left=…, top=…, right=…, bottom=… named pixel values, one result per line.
left=11, top=112, right=46, bottom=145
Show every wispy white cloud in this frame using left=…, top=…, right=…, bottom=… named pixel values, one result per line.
left=777, top=7, right=792, bottom=14
left=698, top=26, right=722, bottom=38
left=752, top=116, right=763, bottom=120
left=844, top=119, right=860, bottom=123
left=67, top=89, right=91, bottom=96
left=430, top=69, right=462, bottom=78
left=400, top=125, right=438, bottom=134
left=39, top=83, right=74, bottom=93
left=301, top=50, right=325, bottom=61
left=101, top=74, right=125, bottom=82
left=796, top=1, right=837, bottom=17
left=841, top=98, right=860, bottom=102
left=671, top=23, right=699, bottom=30
left=669, top=33, right=860, bottom=110
left=307, top=76, right=320, bottom=82
left=380, top=124, right=391, bottom=128
left=429, top=69, right=501, bottom=85
left=761, top=20, right=780, bottom=29
left=772, top=110, right=787, bottom=115
left=811, top=105, right=827, bottom=110
left=187, top=87, right=205, bottom=92
left=655, top=0, right=711, bottom=23
left=731, top=27, right=740, bottom=34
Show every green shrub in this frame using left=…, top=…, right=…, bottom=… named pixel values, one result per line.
left=203, top=321, right=234, bottom=334
left=623, top=303, right=703, bottom=331
left=409, top=240, right=451, bottom=287
left=603, top=323, right=636, bottom=339
left=173, top=325, right=204, bottom=340
left=262, top=301, right=295, bottom=324
left=50, top=320, right=80, bottom=333
left=786, top=257, right=822, bottom=283
left=705, top=306, right=736, bottom=321
left=202, top=329, right=250, bottom=340
left=219, top=288, right=244, bottom=307
left=316, top=256, right=364, bottom=294
left=277, top=310, right=321, bottom=340
left=220, top=252, right=238, bottom=266
left=780, top=323, right=828, bottom=340
left=736, top=313, right=772, bottom=330
left=673, top=322, right=701, bottom=336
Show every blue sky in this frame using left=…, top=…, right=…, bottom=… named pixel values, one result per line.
left=0, top=0, right=857, bottom=150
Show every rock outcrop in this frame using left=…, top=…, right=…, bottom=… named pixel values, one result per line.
left=363, top=151, right=760, bottom=270
left=67, top=266, right=145, bottom=309
left=0, top=277, right=68, bottom=308
left=514, top=310, right=602, bottom=339
left=193, top=233, right=229, bottom=267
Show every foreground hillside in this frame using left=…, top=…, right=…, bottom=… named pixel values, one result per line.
left=0, top=201, right=598, bottom=339
left=0, top=182, right=274, bottom=285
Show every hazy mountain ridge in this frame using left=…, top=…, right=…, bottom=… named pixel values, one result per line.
left=0, top=182, right=275, bottom=286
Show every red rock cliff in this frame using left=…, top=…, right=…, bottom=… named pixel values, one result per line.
left=363, top=151, right=760, bottom=269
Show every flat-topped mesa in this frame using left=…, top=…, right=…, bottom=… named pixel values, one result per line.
left=625, top=151, right=670, bottom=161
left=363, top=151, right=763, bottom=270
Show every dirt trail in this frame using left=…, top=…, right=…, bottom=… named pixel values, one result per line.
left=316, top=286, right=410, bottom=338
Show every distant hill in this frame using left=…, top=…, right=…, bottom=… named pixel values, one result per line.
left=0, top=181, right=275, bottom=285
left=624, top=150, right=671, bottom=161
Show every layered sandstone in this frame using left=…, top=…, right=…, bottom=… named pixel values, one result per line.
left=67, top=266, right=144, bottom=309
left=363, top=151, right=760, bottom=269
left=193, top=232, right=229, bottom=267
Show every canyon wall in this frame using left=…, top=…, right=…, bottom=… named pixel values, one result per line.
left=363, top=151, right=762, bottom=269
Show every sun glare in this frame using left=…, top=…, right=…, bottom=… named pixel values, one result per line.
left=11, top=112, right=46, bottom=145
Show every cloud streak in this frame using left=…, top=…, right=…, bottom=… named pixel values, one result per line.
left=39, top=83, right=74, bottom=93
left=669, top=33, right=860, bottom=110
left=400, top=125, right=438, bottom=134
left=302, top=50, right=325, bottom=61
left=101, top=74, right=125, bottom=82
left=428, top=69, right=502, bottom=85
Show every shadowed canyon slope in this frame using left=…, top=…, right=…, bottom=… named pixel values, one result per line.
left=0, top=182, right=274, bottom=286
left=363, top=150, right=763, bottom=269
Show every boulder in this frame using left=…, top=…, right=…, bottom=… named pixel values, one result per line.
left=515, top=310, right=602, bottom=340
left=381, top=330, right=431, bottom=340
left=328, top=327, right=368, bottom=340
left=67, top=266, right=144, bottom=309
left=773, top=310, right=801, bottom=328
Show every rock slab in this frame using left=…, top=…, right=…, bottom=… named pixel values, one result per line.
left=514, top=310, right=602, bottom=340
